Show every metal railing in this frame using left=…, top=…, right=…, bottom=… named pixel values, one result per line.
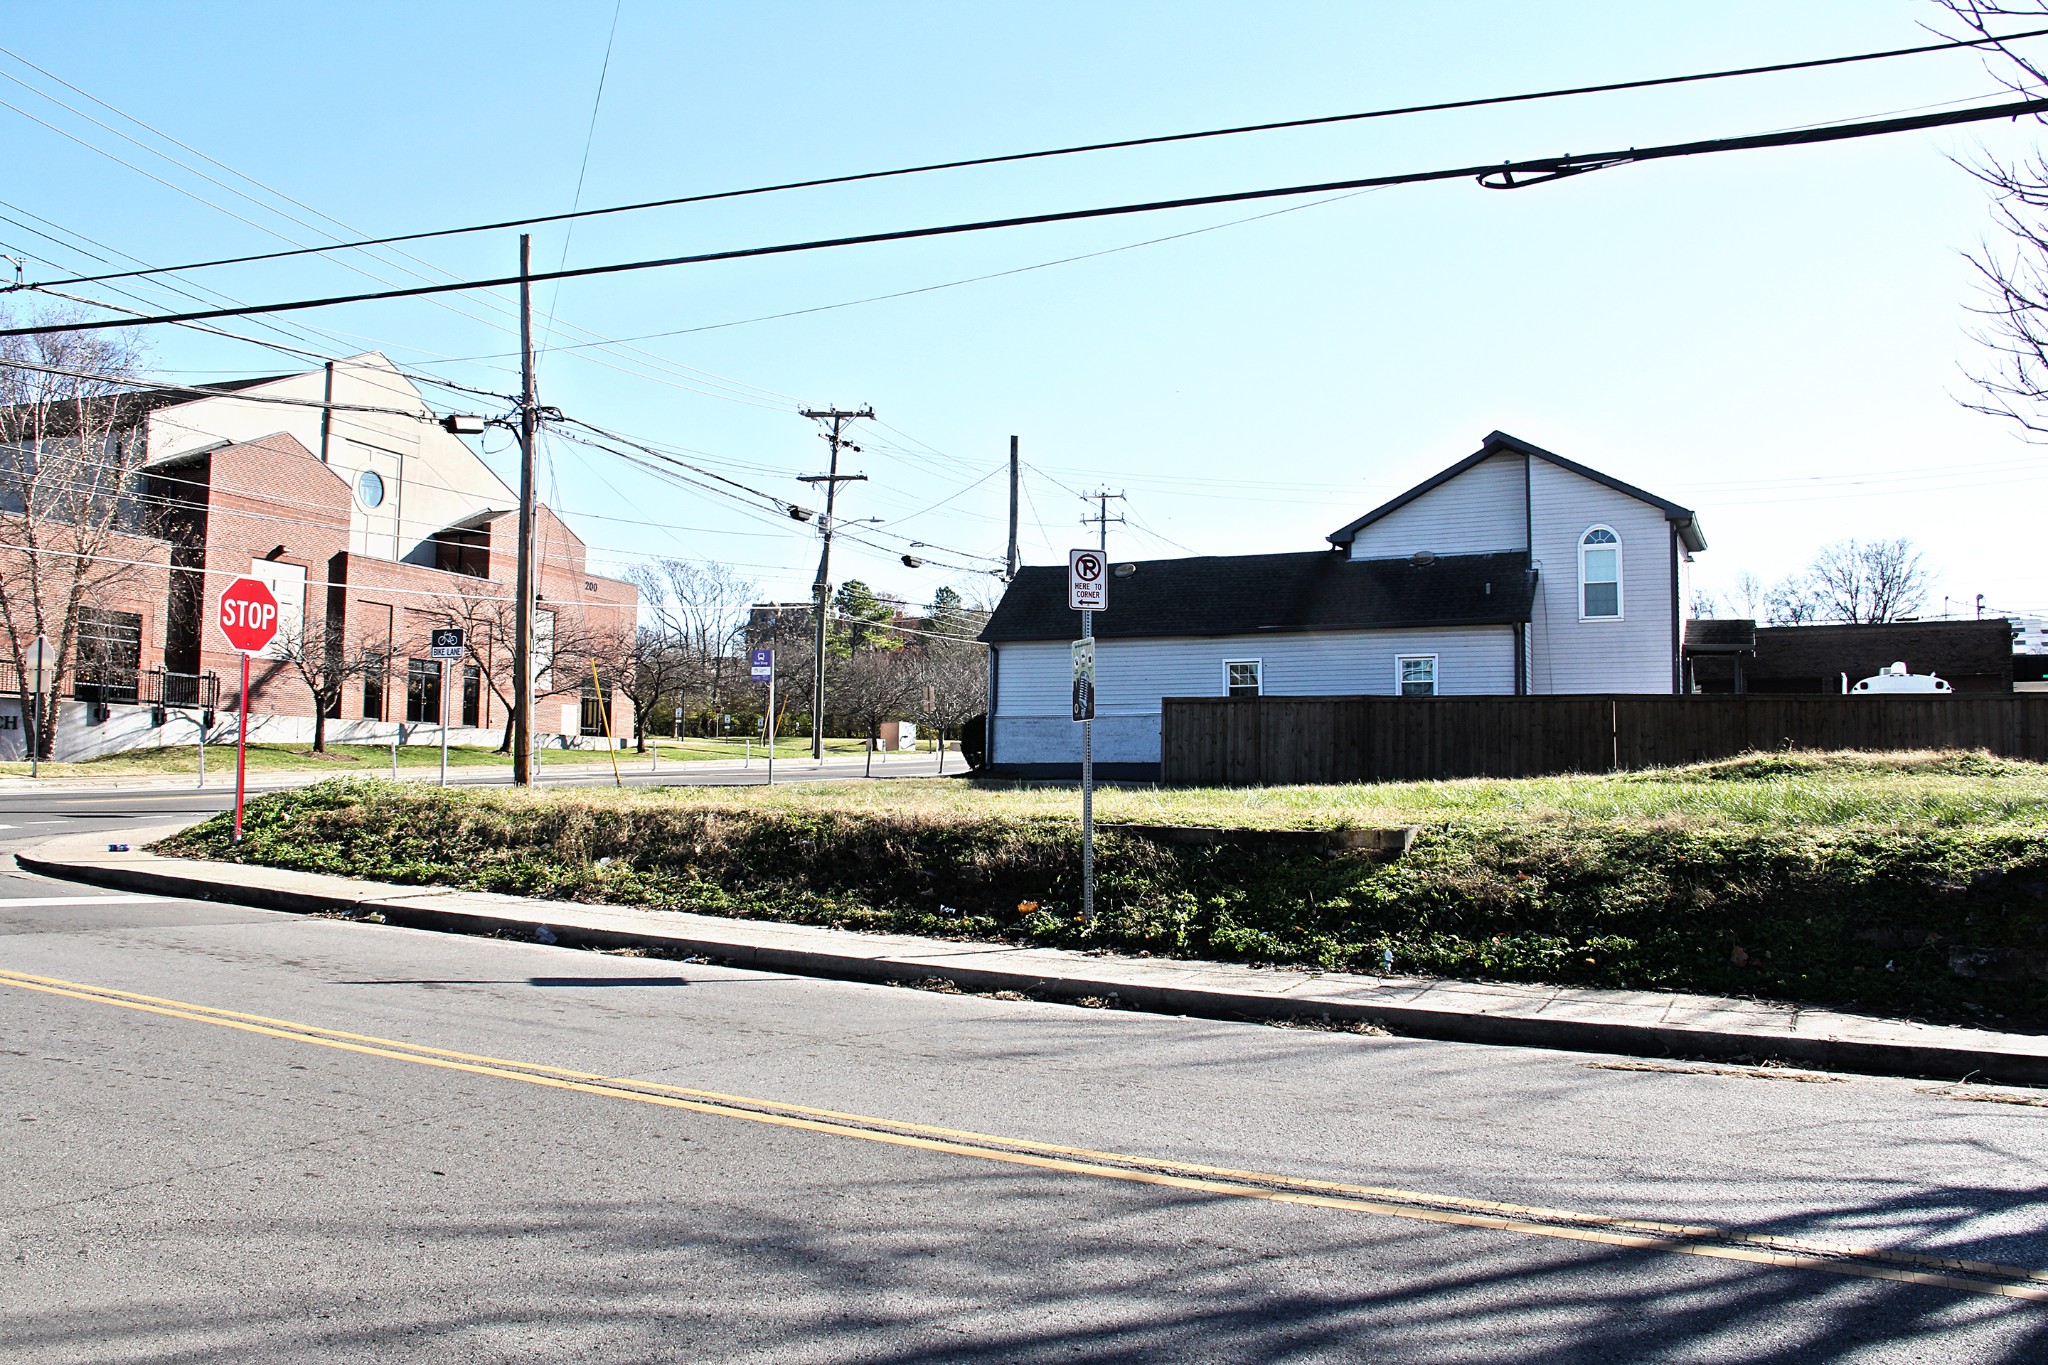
left=0, top=660, right=218, bottom=711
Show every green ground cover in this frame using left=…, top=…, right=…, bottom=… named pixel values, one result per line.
left=0, top=735, right=898, bottom=779
left=162, top=750, right=2048, bottom=1026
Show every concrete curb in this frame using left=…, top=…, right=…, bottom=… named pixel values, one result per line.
left=18, top=825, right=2048, bottom=1088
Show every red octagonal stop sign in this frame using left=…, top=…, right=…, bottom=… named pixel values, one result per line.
left=218, top=576, right=280, bottom=654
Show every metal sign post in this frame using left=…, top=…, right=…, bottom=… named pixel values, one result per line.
left=24, top=634, right=51, bottom=780
left=217, top=577, right=281, bottom=847
left=429, top=628, right=464, bottom=788
left=751, top=648, right=775, bottom=786
left=1068, top=550, right=1107, bottom=923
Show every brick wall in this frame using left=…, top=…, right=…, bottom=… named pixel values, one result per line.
left=139, top=430, right=637, bottom=738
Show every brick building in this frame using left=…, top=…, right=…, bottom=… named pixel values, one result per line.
left=1, top=353, right=636, bottom=760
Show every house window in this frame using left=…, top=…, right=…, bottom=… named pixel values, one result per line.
left=406, top=658, right=443, bottom=724
left=461, top=664, right=482, bottom=728
left=1397, top=655, right=1438, bottom=697
left=1225, top=659, right=1261, bottom=698
left=1580, top=526, right=1621, bottom=619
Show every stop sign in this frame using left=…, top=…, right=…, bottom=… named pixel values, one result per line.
left=218, top=576, right=280, bottom=653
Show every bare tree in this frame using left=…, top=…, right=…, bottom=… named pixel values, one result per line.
left=1765, top=538, right=1930, bottom=624
left=0, top=312, right=152, bottom=760
left=418, top=578, right=605, bottom=752
left=909, top=585, right=990, bottom=773
left=1764, top=575, right=1825, bottom=626
left=629, top=559, right=755, bottom=735
left=1723, top=570, right=1767, bottom=621
left=1928, top=4, right=2048, bottom=432
left=614, top=623, right=687, bottom=752
left=746, top=603, right=815, bottom=741
left=268, top=612, right=392, bottom=753
left=833, top=645, right=916, bottom=777
left=1805, top=537, right=1930, bottom=623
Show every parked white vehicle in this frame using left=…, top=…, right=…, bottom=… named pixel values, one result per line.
left=1850, top=662, right=1953, bottom=695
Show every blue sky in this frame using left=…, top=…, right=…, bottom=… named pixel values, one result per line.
left=5, top=1, right=2046, bottom=620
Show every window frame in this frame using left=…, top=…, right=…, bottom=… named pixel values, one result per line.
left=405, top=657, right=444, bottom=724
left=1395, top=653, right=1439, bottom=697
left=1223, top=658, right=1262, bottom=699
left=1579, top=524, right=1624, bottom=621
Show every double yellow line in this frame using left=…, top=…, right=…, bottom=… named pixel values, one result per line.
left=3, top=965, right=2042, bottom=1304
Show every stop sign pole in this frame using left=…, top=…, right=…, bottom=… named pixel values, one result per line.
left=218, top=576, right=281, bottom=846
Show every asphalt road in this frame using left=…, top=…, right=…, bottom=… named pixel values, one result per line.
left=1, top=801, right=2044, bottom=1361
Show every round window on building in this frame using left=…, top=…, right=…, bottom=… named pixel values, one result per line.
left=356, top=469, right=385, bottom=509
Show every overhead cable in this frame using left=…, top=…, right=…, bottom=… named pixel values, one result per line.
left=17, top=25, right=2048, bottom=291
left=13, top=95, right=2045, bottom=340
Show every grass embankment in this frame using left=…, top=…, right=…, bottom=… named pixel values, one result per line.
left=162, top=751, right=2048, bottom=1026
left=0, top=736, right=898, bottom=779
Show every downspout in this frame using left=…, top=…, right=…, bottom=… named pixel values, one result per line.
left=1669, top=523, right=1682, bottom=694
left=986, top=644, right=999, bottom=766
left=1523, top=452, right=1535, bottom=696
left=1523, top=450, right=1533, bottom=552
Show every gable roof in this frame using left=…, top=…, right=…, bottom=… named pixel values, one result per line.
left=981, top=549, right=1534, bottom=643
left=1326, top=430, right=1707, bottom=554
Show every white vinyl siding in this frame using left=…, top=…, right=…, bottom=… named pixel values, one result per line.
left=991, top=626, right=1516, bottom=766
left=1348, top=452, right=1525, bottom=560
left=1527, top=459, right=1674, bottom=694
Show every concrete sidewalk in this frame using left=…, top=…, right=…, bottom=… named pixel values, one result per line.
left=19, top=824, right=2048, bottom=1088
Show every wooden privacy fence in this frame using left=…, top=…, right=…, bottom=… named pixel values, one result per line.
left=1160, top=694, right=2048, bottom=786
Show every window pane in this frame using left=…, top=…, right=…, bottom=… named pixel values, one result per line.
left=1399, top=657, right=1435, bottom=696
left=1584, top=582, right=1620, bottom=617
left=1582, top=548, right=1617, bottom=581
left=1583, top=527, right=1618, bottom=545
left=1226, top=661, right=1259, bottom=697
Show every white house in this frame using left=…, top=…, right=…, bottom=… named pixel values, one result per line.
left=979, top=431, right=1707, bottom=778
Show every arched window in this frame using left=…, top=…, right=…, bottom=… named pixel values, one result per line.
left=1580, top=526, right=1621, bottom=619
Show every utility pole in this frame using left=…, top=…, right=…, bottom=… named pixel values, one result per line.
left=1006, top=435, right=1021, bottom=580
left=798, top=406, right=873, bottom=760
left=1083, top=487, right=1126, bottom=554
left=511, top=234, right=539, bottom=786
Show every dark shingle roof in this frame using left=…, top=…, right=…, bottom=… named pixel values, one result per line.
left=1326, top=430, right=1707, bottom=554
left=1685, top=618, right=1757, bottom=651
left=981, top=550, right=1534, bottom=643
left=1687, top=620, right=2014, bottom=691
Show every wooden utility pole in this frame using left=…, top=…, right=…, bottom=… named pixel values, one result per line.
left=798, top=406, right=873, bottom=760
left=512, top=234, right=539, bottom=786
left=1006, top=435, right=1021, bottom=580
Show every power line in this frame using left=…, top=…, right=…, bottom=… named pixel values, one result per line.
left=21, top=25, right=2048, bottom=292
left=25, top=92, right=2039, bottom=340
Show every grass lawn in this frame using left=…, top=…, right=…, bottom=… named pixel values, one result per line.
left=0, top=735, right=901, bottom=779
left=162, top=750, right=2048, bottom=1026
